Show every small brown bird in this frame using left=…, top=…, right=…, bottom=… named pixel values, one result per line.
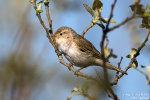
left=54, top=26, right=124, bottom=73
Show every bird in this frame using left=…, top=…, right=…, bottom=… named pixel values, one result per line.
left=54, top=26, right=124, bottom=73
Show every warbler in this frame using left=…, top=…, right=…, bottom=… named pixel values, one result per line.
left=54, top=26, right=124, bottom=73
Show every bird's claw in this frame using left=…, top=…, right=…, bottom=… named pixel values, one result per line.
left=74, top=67, right=84, bottom=76
left=68, top=63, right=73, bottom=70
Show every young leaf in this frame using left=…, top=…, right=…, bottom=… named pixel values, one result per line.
left=142, top=17, right=149, bottom=24
left=146, top=66, right=150, bottom=75
left=126, top=54, right=132, bottom=58
left=132, top=59, right=138, bottom=68
left=96, top=23, right=105, bottom=29
left=104, top=47, right=111, bottom=58
left=103, top=18, right=116, bottom=23
left=144, top=5, right=150, bottom=17
left=44, top=0, right=50, bottom=4
left=99, top=17, right=107, bottom=23
left=81, top=83, right=89, bottom=94
left=148, top=18, right=150, bottom=26
left=129, top=4, right=145, bottom=15
left=92, top=0, right=103, bottom=11
left=83, top=4, right=95, bottom=17
left=141, top=64, right=146, bottom=68
left=139, top=23, right=150, bottom=29
left=36, top=1, right=43, bottom=15
left=126, top=48, right=137, bottom=58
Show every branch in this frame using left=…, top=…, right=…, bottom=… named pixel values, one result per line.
left=95, top=69, right=120, bottom=100
left=134, top=30, right=150, bottom=57
left=58, top=55, right=101, bottom=82
left=118, top=57, right=123, bottom=69
left=108, top=14, right=136, bottom=32
left=44, top=2, right=53, bottom=35
left=100, top=0, right=119, bottom=100
left=82, top=22, right=95, bottom=37
left=111, top=30, right=150, bottom=86
left=31, top=0, right=101, bottom=85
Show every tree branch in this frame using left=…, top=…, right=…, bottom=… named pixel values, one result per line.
left=108, top=14, right=136, bottom=32
left=110, top=30, right=150, bottom=86
left=31, top=0, right=102, bottom=85
left=100, top=0, right=119, bottom=100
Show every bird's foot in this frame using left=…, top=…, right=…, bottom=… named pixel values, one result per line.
left=74, top=67, right=84, bottom=76
left=68, top=63, right=73, bottom=70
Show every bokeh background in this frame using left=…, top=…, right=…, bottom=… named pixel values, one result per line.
left=0, top=0, right=150, bottom=100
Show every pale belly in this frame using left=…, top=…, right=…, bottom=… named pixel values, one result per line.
left=59, top=41, right=94, bottom=67
left=64, top=46, right=94, bottom=68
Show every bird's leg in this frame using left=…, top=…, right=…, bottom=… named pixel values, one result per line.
left=74, top=67, right=86, bottom=75
left=67, top=63, right=73, bottom=71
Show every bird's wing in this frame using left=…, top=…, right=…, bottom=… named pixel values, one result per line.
left=73, top=34, right=101, bottom=59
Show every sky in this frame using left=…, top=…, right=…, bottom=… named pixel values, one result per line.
left=0, top=0, right=150, bottom=100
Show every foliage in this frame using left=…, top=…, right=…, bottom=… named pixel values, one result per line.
left=130, top=4, right=150, bottom=29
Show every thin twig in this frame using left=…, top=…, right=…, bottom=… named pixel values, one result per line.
left=33, top=0, right=37, bottom=9
left=58, top=56, right=101, bottom=82
left=104, top=0, right=117, bottom=34
left=95, top=69, right=120, bottom=100
left=44, top=2, right=53, bottom=35
left=31, top=0, right=101, bottom=84
left=105, top=36, right=109, bottom=48
left=82, top=23, right=95, bottom=37
left=118, top=57, right=123, bottom=69
left=95, top=69, right=103, bottom=83
left=110, top=30, right=150, bottom=86
left=100, top=0, right=118, bottom=100
left=134, top=30, right=150, bottom=57
left=108, top=14, right=136, bottom=32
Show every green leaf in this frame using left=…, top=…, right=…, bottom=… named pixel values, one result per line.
left=146, top=66, right=150, bottom=75
left=143, top=5, right=150, bottom=17
left=103, top=18, right=116, bottom=23
left=96, top=23, right=105, bottom=29
left=148, top=18, right=150, bottom=26
left=126, top=48, right=137, bottom=58
left=44, top=0, right=50, bottom=4
left=92, top=0, right=103, bottom=11
left=131, top=48, right=137, bottom=57
left=129, top=4, right=145, bottom=15
left=141, top=64, right=146, bottom=68
left=104, top=47, right=111, bottom=58
left=129, top=4, right=150, bottom=29
left=99, top=17, right=107, bottom=23
left=83, top=4, right=95, bottom=17
left=132, top=59, right=138, bottom=68
left=142, top=17, right=149, bottom=24
left=36, top=1, right=43, bottom=15
left=71, top=87, right=78, bottom=94
left=139, top=23, right=150, bottom=29
left=44, top=0, right=50, bottom=3
left=81, top=83, right=89, bottom=94
left=126, top=54, right=131, bottom=58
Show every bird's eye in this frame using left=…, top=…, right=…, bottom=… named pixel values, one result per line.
left=60, top=33, right=63, bottom=35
